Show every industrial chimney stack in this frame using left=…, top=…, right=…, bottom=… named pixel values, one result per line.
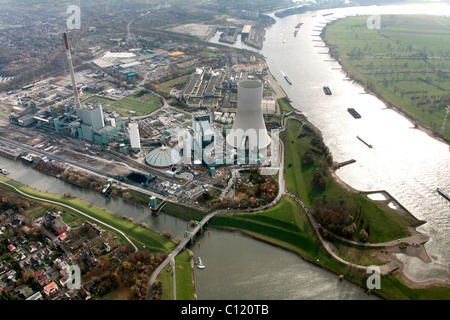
left=63, top=32, right=82, bottom=117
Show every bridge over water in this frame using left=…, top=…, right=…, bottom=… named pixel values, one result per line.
left=146, top=209, right=220, bottom=299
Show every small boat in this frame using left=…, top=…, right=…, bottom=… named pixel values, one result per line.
left=197, top=257, right=205, bottom=269
left=437, top=188, right=450, bottom=201
left=323, top=86, right=332, bottom=95
left=284, top=76, right=292, bottom=85
left=21, top=155, right=34, bottom=164
left=357, top=136, right=372, bottom=148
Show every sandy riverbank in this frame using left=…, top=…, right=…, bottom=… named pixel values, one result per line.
left=330, top=169, right=450, bottom=290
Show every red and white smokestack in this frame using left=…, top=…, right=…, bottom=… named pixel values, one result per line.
left=63, top=32, right=82, bottom=117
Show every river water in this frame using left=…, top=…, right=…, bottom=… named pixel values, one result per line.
left=260, top=2, right=450, bottom=284
left=206, top=2, right=450, bottom=294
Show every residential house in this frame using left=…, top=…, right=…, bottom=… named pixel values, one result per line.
left=11, top=214, right=24, bottom=226
left=18, top=235, right=28, bottom=245
left=57, top=233, right=67, bottom=242
left=14, top=284, right=34, bottom=299
left=4, top=209, right=14, bottom=217
left=52, top=218, right=69, bottom=235
left=26, top=291, right=43, bottom=300
left=38, top=275, right=50, bottom=287
left=80, top=286, right=91, bottom=300
left=81, top=248, right=97, bottom=267
left=43, top=212, right=57, bottom=229
left=43, top=281, right=58, bottom=296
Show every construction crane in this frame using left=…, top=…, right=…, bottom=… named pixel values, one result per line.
left=143, top=173, right=156, bottom=187
left=440, top=105, right=450, bottom=135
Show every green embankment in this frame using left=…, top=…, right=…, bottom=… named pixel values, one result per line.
left=175, top=251, right=196, bottom=300
left=210, top=195, right=450, bottom=300
left=0, top=176, right=175, bottom=254
left=211, top=196, right=321, bottom=260
left=156, top=250, right=195, bottom=300
left=119, top=189, right=206, bottom=221
left=323, top=14, right=450, bottom=142
left=278, top=97, right=294, bottom=115
left=209, top=118, right=450, bottom=299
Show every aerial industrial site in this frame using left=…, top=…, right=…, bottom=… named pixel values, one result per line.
left=0, top=27, right=284, bottom=214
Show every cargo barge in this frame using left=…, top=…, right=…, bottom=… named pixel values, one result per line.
left=347, top=108, right=361, bottom=119
left=285, top=76, right=292, bottom=85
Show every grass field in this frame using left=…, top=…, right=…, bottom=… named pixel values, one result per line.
left=211, top=196, right=322, bottom=261
left=157, top=250, right=195, bottom=300
left=84, top=90, right=162, bottom=117
left=278, top=97, right=294, bottom=115
left=323, top=14, right=450, bottom=141
left=282, top=118, right=420, bottom=243
left=157, top=74, right=192, bottom=95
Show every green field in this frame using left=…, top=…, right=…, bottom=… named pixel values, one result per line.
left=278, top=97, right=294, bottom=115
left=157, top=74, right=192, bottom=95
left=84, top=90, right=162, bottom=117
left=323, top=14, right=450, bottom=142
left=211, top=196, right=321, bottom=260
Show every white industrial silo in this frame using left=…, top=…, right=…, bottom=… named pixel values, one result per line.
left=129, top=122, right=141, bottom=150
left=226, top=80, right=270, bottom=151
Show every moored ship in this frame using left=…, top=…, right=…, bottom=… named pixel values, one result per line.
left=285, top=76, right=292, bottom=85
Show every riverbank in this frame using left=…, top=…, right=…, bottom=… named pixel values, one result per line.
left=329, top=170, right=450, bottom=290
left=207, top=114, right=450, bottom=299
left=321, top=15, right=450, bottom=145
left=210, top=194, right=450, bottom=299
left=0, top=176, right=176, bottom=255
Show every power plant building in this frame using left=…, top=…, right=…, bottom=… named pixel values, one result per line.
left=145, top=146, right=181, bottom=168
left=128, top=122, right=141, bottom=150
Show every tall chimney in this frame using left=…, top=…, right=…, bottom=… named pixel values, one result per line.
left=63, top=32, right=81, bottom=117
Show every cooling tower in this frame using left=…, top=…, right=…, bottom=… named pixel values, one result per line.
left=226, top=80, right=270, bottom=150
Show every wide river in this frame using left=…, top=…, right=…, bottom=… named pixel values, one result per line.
left=1, top=2, right=449, bottom=300
left=207, top=1, right=450, bottom=295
